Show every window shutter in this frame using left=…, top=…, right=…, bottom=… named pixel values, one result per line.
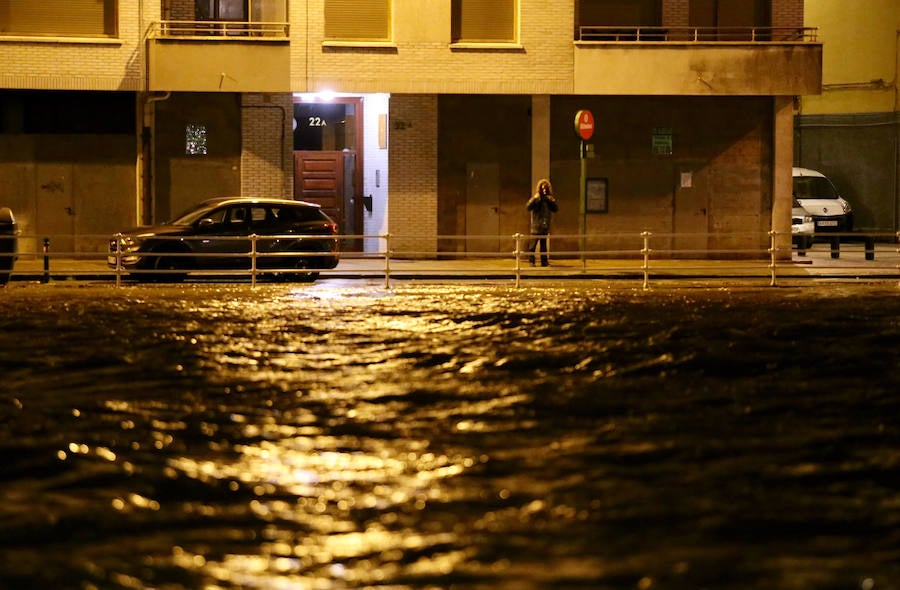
left=0, top=0, right=116, bottom=37
left=324, top=0, right=390, bottom=41
left=456, top=0, right=516, bottom=42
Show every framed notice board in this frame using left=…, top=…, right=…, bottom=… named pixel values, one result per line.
left=586, top=177, right=608, bottom=213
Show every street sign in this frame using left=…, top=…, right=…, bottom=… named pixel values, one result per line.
left=574, top=110, right=595, bottom=141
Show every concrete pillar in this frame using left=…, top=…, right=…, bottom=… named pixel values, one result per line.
left=772, top=95, right=795, bottom=259
left=531, top=95, right=551, bottom=191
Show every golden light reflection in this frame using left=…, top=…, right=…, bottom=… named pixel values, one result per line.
left=167, top=433, right=480, bottom=586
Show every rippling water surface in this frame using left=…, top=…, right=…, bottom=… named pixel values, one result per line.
left=1, top=281, right=899, bottom=590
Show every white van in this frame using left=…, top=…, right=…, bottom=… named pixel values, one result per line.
left=792, top=167, right=854, bottom=233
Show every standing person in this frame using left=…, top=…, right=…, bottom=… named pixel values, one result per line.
left=526, top=178, right=558, bottom=266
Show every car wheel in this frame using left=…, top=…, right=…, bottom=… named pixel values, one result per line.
left=288, top=258, right=319, bottom=283
left=150, top=255, right=188, bottom=283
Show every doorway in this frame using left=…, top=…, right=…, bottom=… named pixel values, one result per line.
left=465, top=162, right=501, bottom=254
left=293, top=98, right=364, bottom=249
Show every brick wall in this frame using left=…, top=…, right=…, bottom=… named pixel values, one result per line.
left=772, top=0, right=804, bottom=28
left=388, top=95, right=438, bottom=256
left=300, top=0, right=575, bottom=94
left=0, top=0, right=154, bottom=91
left=241, top=93, right=293, bottom=198
left=662, top=0, right=689, bottom=27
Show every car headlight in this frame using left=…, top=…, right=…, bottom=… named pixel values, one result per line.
left=804, top=215, right=813, bottom=224
left=840, top=199, right=852, bottom=214
left=116, top=236, right=142, bottom=253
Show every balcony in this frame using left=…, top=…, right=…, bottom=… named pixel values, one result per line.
left=147, top=20, right=290, bottom=93
left=574, top=26, right=822, bottom=96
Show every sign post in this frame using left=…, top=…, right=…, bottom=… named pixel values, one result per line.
left=574, top=110, right=595, bottom=269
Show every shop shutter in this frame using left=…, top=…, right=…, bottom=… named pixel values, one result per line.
left=455, top=0, right=516, bottom=42
left=324, top=0, right=390, bottom=41
left=0, top=0, right=115, bottom=37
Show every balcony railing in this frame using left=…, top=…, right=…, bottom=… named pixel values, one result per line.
left=577, top=26, right=818, bottom=43
left=153, top=20, right=290, bottom=39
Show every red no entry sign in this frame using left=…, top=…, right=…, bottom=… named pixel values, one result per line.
left=574, top=109, right=595, bottom=141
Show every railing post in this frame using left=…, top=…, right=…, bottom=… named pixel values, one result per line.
left=114, top=233, right=123, bottom=288
left=514, top=232, right=522, bottom=288
left=384, top=233, right=392, bottom=289
left=250, top=234, right=257, bottom=288
left=641, top=231, right=651, bottom=290
left=768, top=230, right=778, bottom=287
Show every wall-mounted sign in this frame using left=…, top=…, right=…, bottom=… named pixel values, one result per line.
left=574, top=110, right=595, bottom=141
left=586, top=177, right=608, bottom=213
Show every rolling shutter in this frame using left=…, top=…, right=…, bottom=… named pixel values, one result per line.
left=454, top=0, right=516, bottom=42
left=324, top=0, right=390, bottom=41
left=0, top=0, right=116, bottom=37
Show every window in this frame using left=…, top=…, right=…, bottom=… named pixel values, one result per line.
left=451, top=0, right=517, bottom=43
left=185, top=123, right=208, bottom=156
left=196, top=0, right=247, bottom=21
left=324, top=0, right=390, bottom=42
left=577, top=0, right=661, bottom=27
left=0, top=0, right=117, bottom=38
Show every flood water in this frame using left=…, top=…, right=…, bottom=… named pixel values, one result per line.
left=1, top=281, right=899, bottom=590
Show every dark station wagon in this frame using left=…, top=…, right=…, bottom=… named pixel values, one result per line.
left=108, top=197, right=340, bottom=282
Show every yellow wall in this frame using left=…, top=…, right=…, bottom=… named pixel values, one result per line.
left=802, top=0, right=899, bottom=114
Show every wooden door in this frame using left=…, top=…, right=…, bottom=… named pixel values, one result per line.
left=294, top=151, right=344, bottom=227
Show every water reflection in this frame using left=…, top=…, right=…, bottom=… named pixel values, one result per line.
left=1, top=283, right=898, bottom=589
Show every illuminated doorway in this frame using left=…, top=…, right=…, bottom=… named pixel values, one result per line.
left=293, top=97, right=364, bottom=248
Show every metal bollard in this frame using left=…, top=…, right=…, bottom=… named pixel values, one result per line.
left=864, top=236, right=875, bottom=261
left=42, top=237, right=50, bottom=283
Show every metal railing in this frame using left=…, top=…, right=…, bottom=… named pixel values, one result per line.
left=153, top=20, right=290, bottom=38
left=4, top=230, right=899, bottom=290
left=576, top=26, right=818, bottom=43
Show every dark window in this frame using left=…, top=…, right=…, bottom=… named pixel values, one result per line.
left=196, top=0, right=248, bottom=21
left=0, top=91, right=134, bottom=134
left=577, top=0, right=661, bottom=27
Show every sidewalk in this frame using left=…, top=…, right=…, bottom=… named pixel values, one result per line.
left=4, top=241, right=899, bottom=284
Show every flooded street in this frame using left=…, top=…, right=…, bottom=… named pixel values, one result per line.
left=1, top=281, right=899, bottom=590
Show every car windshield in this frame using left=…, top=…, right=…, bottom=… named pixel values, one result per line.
left=794, top=176, right=838, bottom=200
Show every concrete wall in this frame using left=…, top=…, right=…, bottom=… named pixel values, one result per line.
left=153, top=93, right=242, bottom=222
left=796, top=112, right=898, bottom=233
left=361, top=93, right=390, bottom=252
left=802, top=0, right=897, bottom=115
left=795, top=0, right=899, bottom=233
left=437, top=95, right=532, bottom=254
left=0, top=135, right=136, bottom=254
left=549, top=96, right=774, bottom=257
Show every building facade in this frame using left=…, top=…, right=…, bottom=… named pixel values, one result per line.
left=797, top=0, right=899, bottom=234
left=1, top=0, right=821, bottom=258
